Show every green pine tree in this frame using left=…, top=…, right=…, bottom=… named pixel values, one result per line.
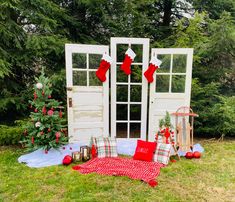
left=159, top=111, right=173, bottom=129
left=21, top=71, right=68, bottom=152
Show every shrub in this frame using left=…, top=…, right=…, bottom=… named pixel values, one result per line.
left=191, top=79, right=235, bottom=137
left=212, top=96, right=235, bottom=136
left=0, top=120, right=26, bottom=145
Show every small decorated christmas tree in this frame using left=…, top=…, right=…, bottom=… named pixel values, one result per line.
left=21, top=70, right=68, bottom=152
left=156, top=111, right=174, bottom=144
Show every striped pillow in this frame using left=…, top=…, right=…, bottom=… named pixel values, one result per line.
left=153, top=143, right=171, bottom=165
left=91, top=137, right=118, bottom=158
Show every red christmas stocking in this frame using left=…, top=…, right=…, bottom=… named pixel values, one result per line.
left=96, top=54, right=112, bottom=82
left=144, top=57, right=162, bottom=83
left=120, top=48, right=136, bottom=75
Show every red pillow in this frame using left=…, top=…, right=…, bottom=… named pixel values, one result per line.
left=133, top=140, right=157, bottom=162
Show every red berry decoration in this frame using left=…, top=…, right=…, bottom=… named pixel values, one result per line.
left=55, top=132, right=60, bottom=143
left=42, top=91, right=45, bottom=96
left=34, top=92, right=37, bottom=99
left=48, top=95, right=52, bottom=99
left=34, top=108, right=38, bottom=113
left=42, top=106, right=47, bottom=115
left=31, top=136, right=34, bottom=144
left=59, top=110, right=62, bottom=118
left=40, top=131, right=44, bottom=135
left=193, top=151, right=201, bottom=159
left=185, top=152, right=193, bottom=159
left=48, top=128, right=51, bottom=132
left=45, top=150, right=48, bottom=154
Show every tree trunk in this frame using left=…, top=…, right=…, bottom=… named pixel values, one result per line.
left=162, top=0, right=172, bottom=26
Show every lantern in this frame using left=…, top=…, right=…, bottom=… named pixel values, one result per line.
left=72, top=151, right=81, bottom=162
left=80, top=146, right=91, bottom=161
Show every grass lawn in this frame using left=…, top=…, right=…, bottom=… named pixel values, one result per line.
left=0, top=139, right=235, bottom=202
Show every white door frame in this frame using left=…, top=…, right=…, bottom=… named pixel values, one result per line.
left=148, top=48, right=193, bottom=141
left=65, top=44, right=109, bottom=143
left=110, top=37, right=150, bottom=140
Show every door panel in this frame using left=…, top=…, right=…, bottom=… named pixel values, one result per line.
left=148, top=48, right=193, bottom=141
left=65, top=44, right=109, bottom=143
left=111, top=37, right=149, bottom=140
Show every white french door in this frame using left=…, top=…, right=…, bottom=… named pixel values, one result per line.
left=65, top=44, right=109, bottom=143
left=148, top=48, right=193, bottom=141
left=110, top=37, right=149, bottom=140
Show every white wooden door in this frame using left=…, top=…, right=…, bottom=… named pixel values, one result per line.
left=111, top=37, right=149, bottom=140
left=65, top=44, right=109, bottom=143
left=148, top=48, right=193, bottom=141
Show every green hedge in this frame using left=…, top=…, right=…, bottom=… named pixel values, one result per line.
left=0, top=120, right=26, bottom=145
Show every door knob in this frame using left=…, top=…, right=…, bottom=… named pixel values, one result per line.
left=69, top=98, right=72, bottom=107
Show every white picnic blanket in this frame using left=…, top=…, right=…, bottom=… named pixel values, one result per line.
left=18, top=140, right=204, bottom=168
left=18, top=143, right=86, bottom=168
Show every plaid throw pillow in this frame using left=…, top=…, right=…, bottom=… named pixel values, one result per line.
left=91, top=137, right=118, bottom=158
left=153, top=143, right=171, bottom=165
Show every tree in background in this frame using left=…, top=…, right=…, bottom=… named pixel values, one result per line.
left=162, top=11, right=235, bottom=137
left=21, top=70, right=68, bottom=152
left=0, top=0, right=234, bottom=138
left=0, top=0, right=73, bottom=122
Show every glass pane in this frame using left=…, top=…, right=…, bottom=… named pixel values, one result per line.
left=131, top=44, right=142, bottom=63
left=72, top=53, right=86, bottom=69
left=117, top=44, right=129, bottom=62
left=89, top=54, right=102, bottom=69
left=131, top=65, right=142, bottom=83
left=157, top=54, right=171, bottom=73
left=116, top=104, right=128, bottom=120
left=173, top=54, right=187, bottom=73
left=117, top=85, right=128, bottom=102
left=130, top=104, right=141, bottom=120
left=172, top=75, right=185, bottom=93
left=155, top=75, right=170, bottom=92
left=117, top=65, right=128, bottom=82
left=130, top=85, right=141, bottom=102
left=73, top=71, right=87, bottom=86
left=116, top=123, right=127, bottom=138
left=130, top=123, right=141, bottom=138
left=89, top=71, right=102, bottom=86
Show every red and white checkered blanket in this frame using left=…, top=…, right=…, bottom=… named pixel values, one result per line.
left=73, top=157, right=164, bottom=187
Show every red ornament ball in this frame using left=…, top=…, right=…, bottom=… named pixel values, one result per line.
left=62, top=155, right=73, bottom=165
left=185, top=152, right=193, bottom=159
left=193, top=151, right=201, bottom=159
left=47, top=110, right=54, bottom=116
